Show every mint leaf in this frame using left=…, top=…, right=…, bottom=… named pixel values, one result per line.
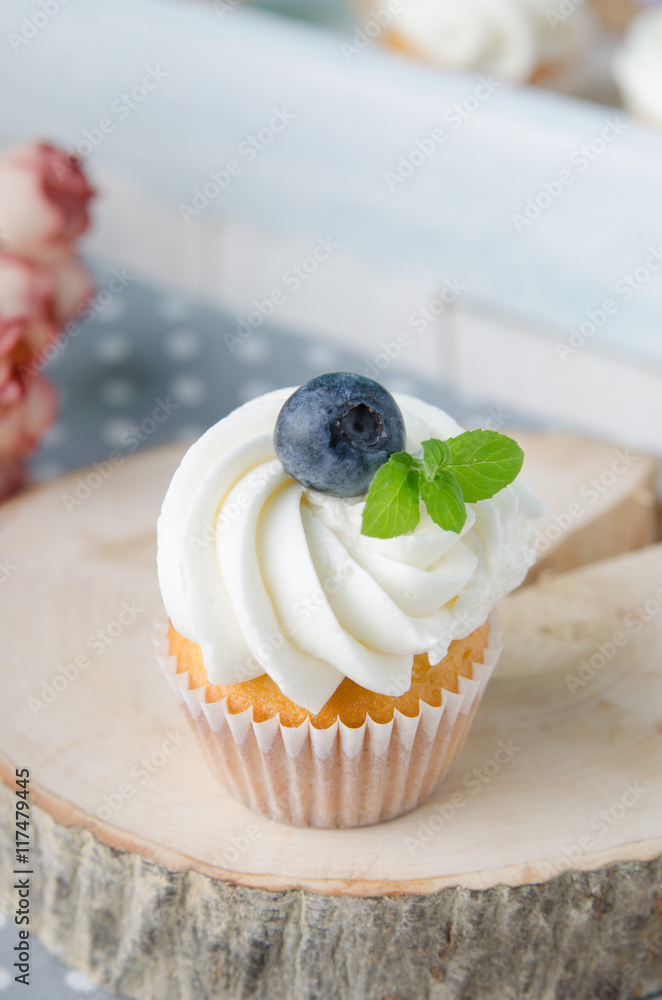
left=447, top=430, right=524, bottom=503
left=360, top=429, right=525, bottom=539
left=421, top=438, right=451, bottom=479
left=420, top=470, right=467, bottom=533
left=361, top=453, right=421, bottom=538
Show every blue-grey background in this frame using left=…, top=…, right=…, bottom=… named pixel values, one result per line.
left=0, top=0, right=661, bottom=369
left=26, top=270, right=547, bottom=487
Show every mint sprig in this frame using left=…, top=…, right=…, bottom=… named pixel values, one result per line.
left=446, top=431, right=525, bottom=503
left=361, top=429, right=523, bottom=539
left=419, top=469, right=466, bottom=535
left=360, top=452, right=421, bottom=538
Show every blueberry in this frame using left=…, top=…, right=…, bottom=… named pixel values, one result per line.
left=274, top=372, right=406, bottom=497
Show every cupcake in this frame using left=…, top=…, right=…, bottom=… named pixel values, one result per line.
left=155, top=374, right=541, bottom=827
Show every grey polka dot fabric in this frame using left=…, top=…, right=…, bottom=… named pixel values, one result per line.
left=28, top=266, right=547, bottom=484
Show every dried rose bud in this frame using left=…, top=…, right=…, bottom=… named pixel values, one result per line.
left=0, top=251, right=92, bottom=406
left=0, top=374, right=57, bottom=459
left=0, top=142, right=94, bottom=254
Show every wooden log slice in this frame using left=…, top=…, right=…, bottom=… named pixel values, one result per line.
left=512, top=429, right=658, bottom=581
left=0, top=442, right=660, bottom=1000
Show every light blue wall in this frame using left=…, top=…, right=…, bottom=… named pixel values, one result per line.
left=1, top=0, right=661, bottom=366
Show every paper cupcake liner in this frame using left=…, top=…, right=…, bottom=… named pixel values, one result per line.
left=152, top=612, right=503, bottom=828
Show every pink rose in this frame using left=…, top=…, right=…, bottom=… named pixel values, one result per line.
left=0, top=457, right=27, bottom=499
left=0, top=139, right=95, bottom=498
left=0, top=374, right=57, bottom=460
left=0, top=142, right=94, bottom=255
left=41, top=246, right=95, bottom=324
left=0, top=321, right=29, bottom=408
left=0, top=251, right=92, bottom=406
left=0, top=255, right=54, bottom=404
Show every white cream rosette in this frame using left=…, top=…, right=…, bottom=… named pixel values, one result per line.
left=157, top=389, right=541, bottom=714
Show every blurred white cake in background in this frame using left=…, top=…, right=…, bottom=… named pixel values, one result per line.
left=613, top=5, right=662, bottom=126
left=366, top=0, right=598, bottom=84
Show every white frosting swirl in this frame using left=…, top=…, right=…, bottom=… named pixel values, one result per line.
left=157, top=389, right=542, bottom=714
left=386, top=0, right=593, bottom=82
left=614, top=7, right=662, bottom=126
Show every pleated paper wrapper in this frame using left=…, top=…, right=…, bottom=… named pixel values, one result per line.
left=153, top=612, right=502, bottom=828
